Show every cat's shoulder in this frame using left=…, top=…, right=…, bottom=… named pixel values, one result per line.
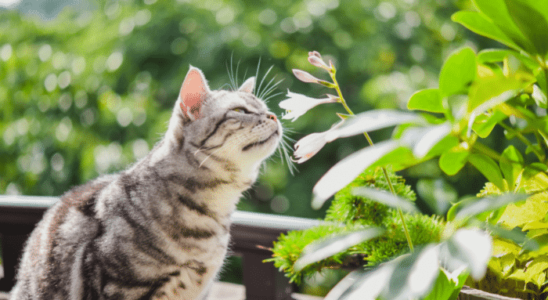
left=57, top=174, right=118, bottom=216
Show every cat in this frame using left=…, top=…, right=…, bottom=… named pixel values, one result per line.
left=10, top=66, right=282, bottom=300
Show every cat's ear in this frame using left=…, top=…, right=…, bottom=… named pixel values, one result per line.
left=179, top=66, right=210, bottom=120
left=238, top=77, right=255, bottom=94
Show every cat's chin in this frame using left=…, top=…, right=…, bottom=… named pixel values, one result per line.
left=241, top=130, right=280, bottom=153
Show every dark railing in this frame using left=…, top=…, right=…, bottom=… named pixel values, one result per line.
left=0, top=195, right=321, bottom=300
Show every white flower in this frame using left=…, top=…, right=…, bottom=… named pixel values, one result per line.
left=279, top=91, right=338, bottom=122
left=293, top=131, right=328, bottom=164
left=293, top=121, right=343, bottom=163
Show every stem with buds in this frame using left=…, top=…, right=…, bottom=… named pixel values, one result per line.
left=329, top=66, right=415, bottom=252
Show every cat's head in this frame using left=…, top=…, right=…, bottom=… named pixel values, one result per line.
left=164, top=66, right=282, bottom=173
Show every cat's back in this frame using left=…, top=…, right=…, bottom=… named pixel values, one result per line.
left=11, top=175, right=116, bottom=300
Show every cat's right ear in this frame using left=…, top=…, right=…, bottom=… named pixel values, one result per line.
left=179, top=66, right=210, bottom=121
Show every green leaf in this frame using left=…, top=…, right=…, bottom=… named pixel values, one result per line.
left=477, top=49, right=539, bottom=70
left=447, top=197, right=475, bottom=222
left=523, top=221, right=548, bottom=231
left=312, top=140, right=401, bottom=209
left=468, top=75, right=532, bottom=113
left=423, top=269, right=466, bottom=300
left=451, top=11, right=520, bottom=51
left=499, top=145, right=524, bottom=190
left=505, top=0, right=548, bottom=56
left=499, top=193, right=548, bottom=229
left=467, top=153, right=505, bottom=190
left=536, top=69, right=548, bottom=104
left=416, top=179, right=457, bottom=215
left=402, top=123, right=452, bottom=159
left=407, top=88, right=445, bottom=113
left=293, top=228, right=384, bottom=272
left=382, top=246, right=440, bottom=300
left=439, top=147, right=470, bottom=175
left=455, top=193, right=528, bottom=220
left=352, top=187, right=418, bottom=213
left=471, top=110, right=507, bottom=138
left=472, top=0, right=535, bottom=53
left=483, top=224, right=538, bottom=251
left=439, top=47, right=477, bottom=97
left=325, top=110, right=425, bottom=142
left=525, top=257, right=548, bottom=288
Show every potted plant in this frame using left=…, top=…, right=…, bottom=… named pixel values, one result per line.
left=269, top=0, right=548, bottom=299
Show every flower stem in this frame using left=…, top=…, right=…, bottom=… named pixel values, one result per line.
left=329, top=71, right=415, bottom=252
left=498, top=121, right=545, bottom=162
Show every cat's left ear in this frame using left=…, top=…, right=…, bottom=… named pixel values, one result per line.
left=179, top=66, right=210, bottom=121
left=238, top=77, right=255, bottom=94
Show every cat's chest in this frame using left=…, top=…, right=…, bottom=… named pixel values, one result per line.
left=151, top=262, right=222, bottom=300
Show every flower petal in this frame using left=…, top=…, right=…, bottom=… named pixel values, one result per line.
left=279, top=90, right=337, bottom=122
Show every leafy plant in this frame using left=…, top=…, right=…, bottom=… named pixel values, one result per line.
left=269, top=167, right=443, bottom=284
left=271, top=0, right=548, bottom=298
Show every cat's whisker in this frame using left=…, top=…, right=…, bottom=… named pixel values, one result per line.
left=258, top=75, right=280, bottom=99
left=254, top=56, right=262, bottom=96
left=256, top=65, right=274, bottom=98
left=260, top=78, right=284, bottom=100
left=262, top=91, right=284, bottom=103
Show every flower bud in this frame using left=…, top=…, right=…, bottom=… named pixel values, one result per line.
left=292, top=69, right=322, bottom=83
left=309, top=51, right=322, bottom=59
left=308, top=56, right=330, bottom=70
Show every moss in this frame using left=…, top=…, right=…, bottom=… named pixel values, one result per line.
left=270, top=167, right=444, bottom=284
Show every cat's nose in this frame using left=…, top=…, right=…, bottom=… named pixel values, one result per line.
left=267, top=113, right=277, bottom=122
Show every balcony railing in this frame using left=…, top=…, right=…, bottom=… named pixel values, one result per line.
left=0, top=195, right=321, bottom=300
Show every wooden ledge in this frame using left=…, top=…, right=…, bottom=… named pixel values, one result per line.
left=0, top=282, right=323, bottom=300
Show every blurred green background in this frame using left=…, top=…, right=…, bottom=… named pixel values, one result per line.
left=0, top=0, right=507, bottom=292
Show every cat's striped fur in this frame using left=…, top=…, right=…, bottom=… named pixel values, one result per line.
left=10, top=67, right=282, bottom=300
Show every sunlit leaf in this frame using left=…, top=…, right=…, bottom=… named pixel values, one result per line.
left=294, top=228, right=384, bottom=272
left=471, top=110, right=507, bottom=138
left=467, top=153, right=505, bottom=190
left=499, top=145, right=524, bottom=191
left=323, top=270, right=368, bottom=300
left=455, top=193, right=528, bottom=220
left=335, top=263, right=396, bottom=300
left=352, top=187, right=418, bottom=213
left=312, top=140, right=401, bottom=209
left=324, top=110, right=424, bottom=142
left=467, top=82, right=526, bottom=137
left=439, top=47, right=476, bottom=97
left=532, top=85, right=547, bottom=109
left=406, top=245, right=441, bottom=297
left=407, top=89, right=444, bottom=113
left=498, top=193, right=548, bottom=229
left=477, top=49, right=539, bottom=70
left=505, top=0, right=548, bottom=56
left=406, top=123, right=451, bottom=159
left=451, top=11, right=520, bottom=51
left=440, top=229, right=492, bottom=280
left=524, top=257, right=548, bottom=288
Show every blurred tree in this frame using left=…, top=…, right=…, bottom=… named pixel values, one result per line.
left=0, top=0, right=492, bottom=219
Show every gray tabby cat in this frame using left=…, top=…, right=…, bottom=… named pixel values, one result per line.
left=10, top=66, right=282, bottom=300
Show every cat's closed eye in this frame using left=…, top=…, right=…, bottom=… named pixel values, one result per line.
left=232, top=107, right=251, bottom=114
